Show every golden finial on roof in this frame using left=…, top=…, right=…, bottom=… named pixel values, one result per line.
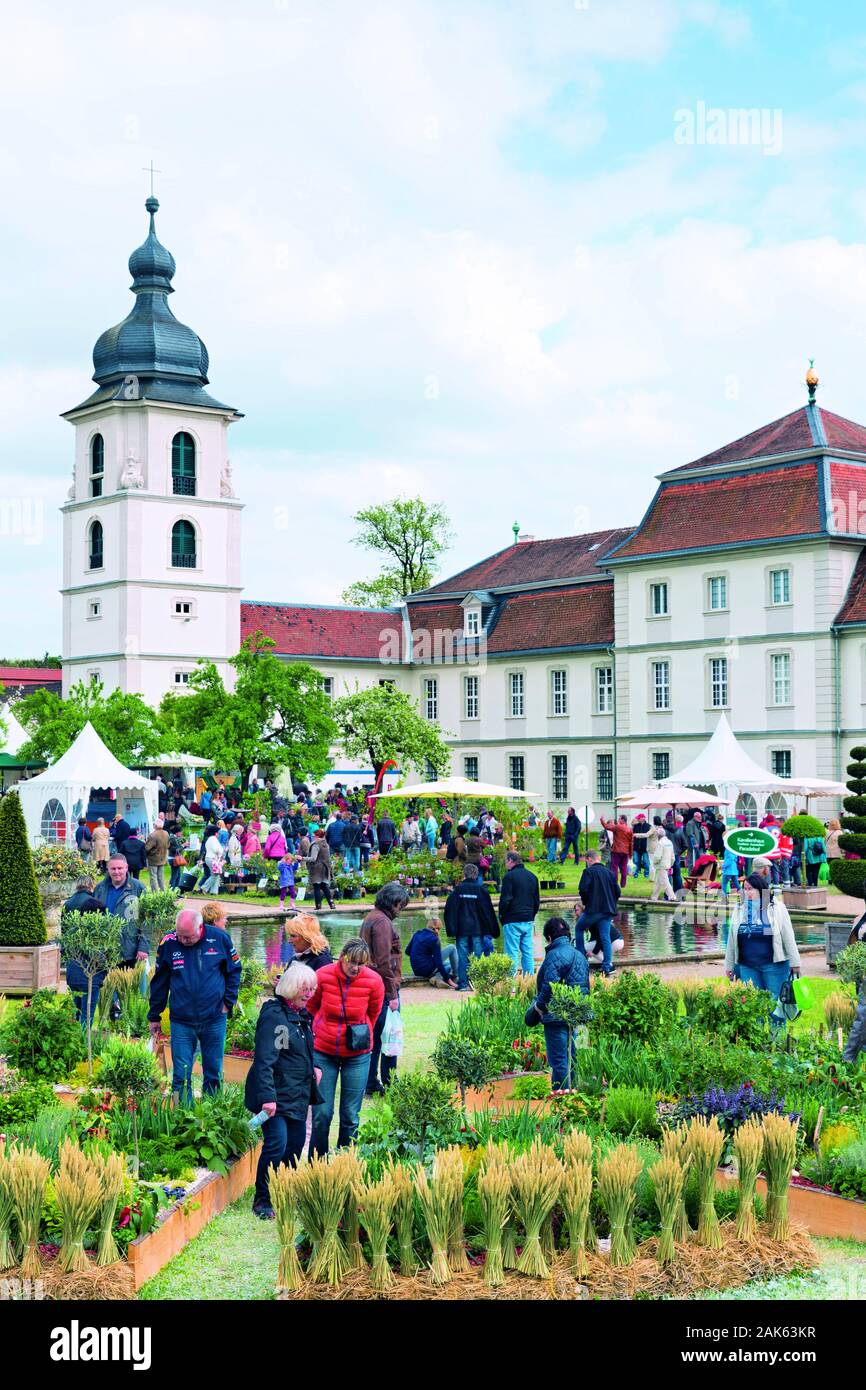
left=806, top=358, right=819, bottom=405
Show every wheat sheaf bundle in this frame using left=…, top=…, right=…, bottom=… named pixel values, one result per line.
left=269, top=1163, right=305, bottom=1292
left=597, top=1144, right=642, bottom=1267
left=385, top=1158, right=418, bottom=1277
left=762, top=1113, right=799, bottom=1242
left=561, top=1160, right=593, bottom=1278
left=650, top=1156, right=685, bottom=1268
left=733, top=1117, right=764, bottom=1243
left=660, top=1127, right=692, bottom=1241
left=55, top=1141, right=103, bottom=1273
left=477, top=1151, right=511, bottom=1287
left=0, top=1138, right=19, bottom=1272
left=414, top=1164, right=452, bottom=1286
left=332, top=1148, right=367, bottom=1270
left=89, top=1148, right=126, bottom=1266
left=295, top=1155, right=351, bottom=1285
left=359, top=1176, right=397, bottom=1293
left=8, top=1147, right=50, bottom=1278
left=823, top=992, right=855, bottom=1035
left=511, top=1138, right=563, bottom=1279
left=436, top=1146, right=469, bottom=1273
left=684, top=1116, right=724, bottom=1250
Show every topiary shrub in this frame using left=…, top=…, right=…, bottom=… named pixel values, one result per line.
left=780, top=814, right=825, bottom=841
left=0, top=791, right=47, bottom=946
left=831, top=744, right=866, bottom=898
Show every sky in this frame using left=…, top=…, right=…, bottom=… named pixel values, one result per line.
left=4, top=0, right=866, bottom=654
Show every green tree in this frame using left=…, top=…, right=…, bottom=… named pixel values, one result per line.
left=829, top=744, right=866, bottom=898
left=99, top=1038, right=162, bottom=1176
left=16, top=679, right=170, bottom=765
left=341, top=497, right=453, bottom=606
left=0, top=790, right=47, bottom=946
left=161, top=631, right=335, bottom=790
left=60, top=910, right=125, bottom=1079
left=332, top=684, right=451, bottom=781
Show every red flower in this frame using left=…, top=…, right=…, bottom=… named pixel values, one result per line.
left=118, top=1206, right=132, bottom=1229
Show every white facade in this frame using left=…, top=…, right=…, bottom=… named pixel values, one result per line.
left=60, top=399, right=242, bottom=707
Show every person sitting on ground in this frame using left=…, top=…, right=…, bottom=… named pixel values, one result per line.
left=246, top=961, right=322, bottom=1220
left=584, top=919, right=624, bottom=967
left=405, top=915, right=459, bottom=988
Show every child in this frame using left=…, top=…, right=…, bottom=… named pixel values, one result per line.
left=721, top=844, right=741, bottom=895
left=278, top=851, right=297, bottom=908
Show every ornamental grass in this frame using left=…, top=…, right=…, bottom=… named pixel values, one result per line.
left=296, top=1155, right=351, bottom=1286
left=55, top=1141, right=102, bottom=1274
left=414, top=1164, right=452, bottom=1286
left=437, top=1146, right=469, bottom=1273
left=385, top=1159, right=418, bottom=1276
left=678, top=976, right=704, bottom=1017
left=269, top=1163, right=305, bottom=1293
left=762, top=1113, right=799, bottom=1242
left=660, top=1127, right=692, bottom=1242
left=649, top=1156, right=684, bottom=1268
left=8, top=1146, right=50, bottom=1278
left=823, top=991, right=856, bottom=1035
left=597, top=1144, right=642, bottom=1267
left=511, top=1138, right=563, bottom=1279
left=561, top=1160, right=593, bottom=1278
left=733, top=1117, right=764, bottom=1243
left=477, top=1153, right=511, bottom=1287
left=359, top=1176, right=397, bottom=1293
left=90, top=1148, right=126, bottom=1267
left=0, top=1139, right=18, bottom=1272
left=684, top=1116, right=724, bottom=1250
left=333, top=1149, right=367, bottom=1270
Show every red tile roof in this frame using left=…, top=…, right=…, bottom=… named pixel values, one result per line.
left=836, top=549, right=866, bottom=625
left=420, top=529, right=632, bottom=594
left=610, top=463, right=822, bottom=560
left=241, top=602, right=399, bottom=660
left=486, top=583, right=613, bottom=651
left=828, top=462, right=866, bottom=537
left=0, top=666, right=62, bottom=690
left=673, top=405, right=866, bottom=473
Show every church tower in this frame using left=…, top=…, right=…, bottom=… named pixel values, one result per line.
left=60, top=196, right=243, bottom=705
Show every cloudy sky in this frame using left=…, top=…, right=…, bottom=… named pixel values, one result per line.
left=4, top=0, right=866, bottom=655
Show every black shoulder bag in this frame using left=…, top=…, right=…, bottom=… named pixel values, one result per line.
left=339, top=974, right=371, bottom=1052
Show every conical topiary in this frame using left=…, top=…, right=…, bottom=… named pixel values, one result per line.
left=0, top=791, right=47, bottom=946
left=829, top=744, right=866, bottom=898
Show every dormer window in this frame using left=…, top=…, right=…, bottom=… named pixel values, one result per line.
left=465, top=609, right=481, bottom=637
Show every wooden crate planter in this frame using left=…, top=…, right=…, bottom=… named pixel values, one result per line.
left=716, top=1169, right=866, bottom=1240
left=782, top=886, right=827, bottom=911
left=0, top=942, right=61, bottom=994
left=464, top=1072, right=554, bottom=1112
left=160, top=1042, right=253, bottom=1085
left=126, top=1143, right=261, bottom=1290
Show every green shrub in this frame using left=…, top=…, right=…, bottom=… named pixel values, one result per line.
left=0, top=791, right=47, bottom=945
left=604, top=1086, right=659, bottom=1138
left=589, top=971, right=678, bottom=1046
left=0, top=1076, right=59, bottom=1127
left=836, top=941, right=866, bottom=988
left=689, top=980, right=775, bottom=1047
left=467, top=953, right=515, bottom=997
left=0, top=988, right=84, bottom=1079
left=834, top=744, right=866, bottom=897
left=779, top=814, right=825, bottom=840
left=385, top=1069, right=459, bottom=1157
left=828, top=859, right=866, bottom=898
left=511, top=1072, right=551, bottom=1100
left=30, top=844, right=88, bottom=883
left=431, top=1035, right=496, bottom=1106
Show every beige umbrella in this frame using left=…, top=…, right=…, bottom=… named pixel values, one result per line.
left=376, top=776, right=541, bottom=800
left=617, top=783, right=731, bottom=810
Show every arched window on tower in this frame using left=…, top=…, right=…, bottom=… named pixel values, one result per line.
left=90, top=434, right=104, bottom=498
left=171, top=519, right=197, bottom=568
left=172, top=432, right=196, bottom=496
left=88, top=519, right=104, bottom=570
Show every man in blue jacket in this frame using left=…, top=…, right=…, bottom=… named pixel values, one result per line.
left=148, top=907, right=242, bottom=1104
left=533, top=917, right=589, bottom=1089
left=576, top=849, right=620, bottom=976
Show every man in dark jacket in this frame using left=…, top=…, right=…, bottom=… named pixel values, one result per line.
left=576, top=849, right=620, bottom=975
left=110, top=814, right=131, bottom=851
left=93, top=856, right=149, bottom=965
left=119, top=827, right=148, bottom=879
left=498, top=850, right=541, bottom=975
left=376, top=813, right=397, bottom=855
left=533, top=917, right=589, bottom=1089
left=148, top=906, right=242, bottom=1104
left=325, top=813, right=346, bottom=855
left=61, top=875, right=107, bottom=1024
left=559, top=808, right=582, bottom=865
left=444, top=864, right=500, bottom=989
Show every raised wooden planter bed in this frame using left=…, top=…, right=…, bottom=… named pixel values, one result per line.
left=126, top=1143, right=261, bottom=1290
left=160, top=1042, right=253, bottom=1085
left=0, top=942, right=61, bottom=994
left=464, top=1072, right=553, bottom=1112
left=782, top=886, right=827, bottom=911
left=716, top=1169, right=866, bottom=1240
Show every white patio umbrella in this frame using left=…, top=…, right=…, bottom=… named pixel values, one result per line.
left=376, top=776, right=542, bottom=800
left=617, top=783, right=732, bottom=810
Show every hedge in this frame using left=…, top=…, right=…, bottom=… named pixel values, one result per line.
left=829, top=859, right=866, bottom=899
left=0, top=791, right=47, bottom=946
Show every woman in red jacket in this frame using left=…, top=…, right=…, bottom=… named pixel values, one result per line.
left=306, top=938, right=384, bottom=1157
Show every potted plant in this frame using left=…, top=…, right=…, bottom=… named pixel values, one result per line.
left=0, top=791, right=60, bottom=992
left=60, top=909, right=125, bottom=1079
left=780, top=813, right=829, bottom=910
left=31, top=844, right=88, bottom=938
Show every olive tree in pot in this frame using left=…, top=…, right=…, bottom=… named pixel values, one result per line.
left=0, top=790, right=57, bottom=993
left=60, top=909, right=125, bottom=1080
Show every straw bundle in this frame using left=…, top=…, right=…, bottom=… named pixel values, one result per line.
left=0, top=1139, right=18, bottom=1272
left=684, top=1116, right=724, bottom=1249
left=649, top=1157, right=684, bottom=1267
left=562, top=1130, right=593, bottom=1167
left=436, top=1147, right=469, bottom=1273
left=733, top=1117, right=764, bottom=1243
left=485, top=1142, right=518, bottom=1268
left=332, top=1149, right=367, bottom=1270
left=269, top=1162, right=305, bottom=1292
left=660, top=1127, right=692, bottom=1241
left=511, top=1139, right=563, bottom=1279
left=296, top=1155, right=351, bottom=1285
left=597, top=1144, right=642, bottom=1267
left=560, top=1160, right=593, bottom=1277
left=55, top=1142, right=103, bottom=1274
left=823, top=991, right=856, bottom=1034
left=385, top=1159, right=418, bottom=1276
left=414, top=1165, right=452, bottom=1286
left=762, top=1113, right=799, bottom=1241
left=359, top=1176, right=397, bottom=1292
left=477, top=1153, right=511, bottom=1287
left=90, top=1149, right=126, bottom=1267
left=8, top=1147, right=50, bottom=1278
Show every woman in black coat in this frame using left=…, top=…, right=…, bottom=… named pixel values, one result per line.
left=245, top=962, right=323, bottom=1219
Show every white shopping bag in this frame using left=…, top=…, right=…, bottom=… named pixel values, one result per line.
left=381, top=1007, right=404, bottom=1058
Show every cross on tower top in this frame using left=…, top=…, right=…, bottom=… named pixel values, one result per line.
left=142, top=161, right=162, bottom=197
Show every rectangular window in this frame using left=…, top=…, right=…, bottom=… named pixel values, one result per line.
left=771, top=750, right=792, bottom=779
left=652, top=751, right=670, bottom=782
left=424, top=677, right=438, bottom=720
left=707, top=575, right=727, bottom=611
left=508, top=755, right=525, bottom=792
left=709, top=656, right=729, bottom=708
left=424, top=758, right=437, bottom=780
left=465, top=609, right=480, bottom=636
left=87, top=601, right=101, bottom=620
left=652, top=660, right=670, bottom=711
left=509, top=672, right=525, bottom=718
left=649, top=582, right=669, bottom=617
left=379, top=678, right=395, bottom=689
left=596, top=666, right=613, bottom=714
left=322, top=677, right=334, bottom=699
left=174, top=671, right=191, bottom=686
left=551, top=668, right=568, bottom=716
left=596, top=753, right=613, bottom=801
left=551, top=754, right=569, bottom=800
left=464, top=674, right=479, bottom=719
left=173, top=600, right=193, bottom=616
left=771, top=652, right=791, bottom=705
left=464, top=755, right=479, bottom=782
left=86, top=669, right=100, bottom=685
left=769, top=568, right=791, bottom=605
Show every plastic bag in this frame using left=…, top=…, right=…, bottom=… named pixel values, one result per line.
left=381, top=1007, right=404, bottom=1058
left=818, top=861, right=829, bottom=884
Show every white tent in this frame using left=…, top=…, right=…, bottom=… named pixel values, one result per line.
left=671, top=715, right=790, bottom=791
left=376, top=777, right=542, bottom=800
left=0, top=706, right=28, bottom=757
left=17, top=722, right=159, bottom=847
left=136, top=752, right=215, bottom=769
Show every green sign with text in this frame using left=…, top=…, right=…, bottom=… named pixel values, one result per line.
left=723, top=827, right=777, bottom=857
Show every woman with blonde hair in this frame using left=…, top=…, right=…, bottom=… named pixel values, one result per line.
left=285, top=913, right=332, bottom=972
left=826, top=818, right=842, bottom=860
left=245, top=960, right=322, bottom=1220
